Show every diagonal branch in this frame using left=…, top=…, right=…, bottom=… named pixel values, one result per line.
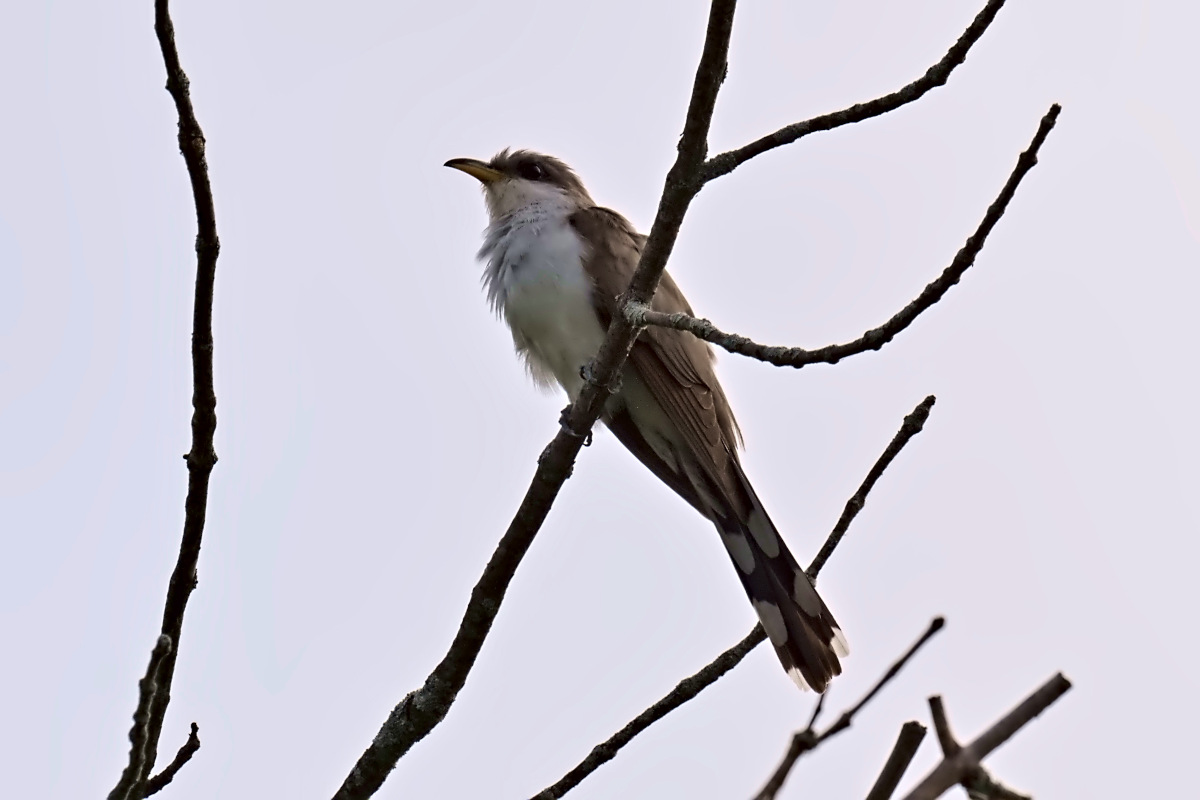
left=530, top=624, right=766, bottom=800
left=626, top=103, right=1061, bottom=371
left=865, top=722, right=928, bottom=800
left=703, top=0, right=1008, bottom=182
left=108, top=636, right=173, bottom=800
left=809, top=396, right=935, bottom=579
left=899, top=674, right=1072, bottom=800
left=532, top=395, right=937, bottom=800
left=332, top=3, right=740, bottom=798
left=143, top=722, right=201, bottom=797
left=531, top=394, right=938, bottom=800
left=113, top=1, right=222, bottom=794
left=753, top=616, right=945, bottom=800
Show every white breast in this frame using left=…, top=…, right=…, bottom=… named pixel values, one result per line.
left=479, top=203, right=607, bottom=400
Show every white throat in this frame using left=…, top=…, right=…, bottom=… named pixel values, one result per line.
left=477, top=187, right=605, bottom=399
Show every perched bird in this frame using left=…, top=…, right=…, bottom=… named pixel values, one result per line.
left=445, top=150, right=848, bottom=691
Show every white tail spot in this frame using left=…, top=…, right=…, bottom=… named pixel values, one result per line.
left=786, top=664, right=813, bottom=692
left=720, top=530, right=756, bottom=574
left=831, top=626, right=850, bottom=658
left=747, top=507, right=780, bottom=558
left=753, top=600, right=789, bottom=646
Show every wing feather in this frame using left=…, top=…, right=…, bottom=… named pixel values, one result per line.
left=569, top=206, right=742, bottom=498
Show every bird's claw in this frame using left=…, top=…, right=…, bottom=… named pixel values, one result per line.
left=579, top=361, right=622, bottom=395
left=558, top=404, right=592, bottom=447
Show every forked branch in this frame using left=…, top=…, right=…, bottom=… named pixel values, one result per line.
left=703, top=0, right=1008, bottom=181
left=110, top=0, right=220, bottom=796
left=752, top=617, right=945, bottom=800
left=899, top=674, right=1072, bottom=800
left=626, top=104, right=1061, bottom=369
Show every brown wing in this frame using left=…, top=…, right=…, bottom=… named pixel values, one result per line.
left=571, top=206, right=848, bottom=692
left=569, top=206, right=742, bottom=493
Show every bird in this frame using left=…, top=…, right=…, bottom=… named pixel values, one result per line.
left=445, top=149, right=848, bottom=691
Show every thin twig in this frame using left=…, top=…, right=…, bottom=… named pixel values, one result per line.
left=144, top=723, right=201, bottom=797
left=809, top=396, right=936, bottom=578
left=753, top=617, right=945, bottom=800
left=108, top=636, right=172, bottom=800
left=900, top=674, right=1072, bottom=800
left=530, top=624, right=766, bottom=800
left=703, top=0, right=1008, bottom=182
left=805, top=690, right=828, bottom=730
left=865, top=722, right=928, bottom=800
left=121, top=0, right=222, bottom=790
left=819, top=617, right=945, bottom=740
left=332, top=4, right=740, bottom=798
left=626, top=104, right=1061, bottom=372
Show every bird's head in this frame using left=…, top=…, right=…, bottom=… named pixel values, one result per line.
left=444, top=149, right=594, bottom=221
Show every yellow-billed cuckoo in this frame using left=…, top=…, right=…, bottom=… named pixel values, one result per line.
left=445, top=150, right=848, bottom=691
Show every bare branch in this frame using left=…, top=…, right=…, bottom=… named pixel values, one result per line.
left=108, top=636, right=172, bottom=800
left=809, top=396, right=935, bottom=578
left=533, top=396, right=939, bottom=800
left=627, top=103, right=1061, bottom=372
left=865, top=722, right=928, bottom=800
left=143, top=722, right=200, bottom=797
left=820, top=617, right=945, bottom=739
left=754, top=617, right=945, bottom=800
left=900, top=674, right=1072, bottom=800
left=114, top=0, right=223, bottom=789
left=752, top=727, right=818, bottom=800
left=805, top=689, right=828, bottom=730
left=703, top=0, right=1008, bottom=182
left=928, top=696, right=961, bottom=758
left=333, top=3, right=740, bottom=797
left=530, top=624, right=766, bottom=800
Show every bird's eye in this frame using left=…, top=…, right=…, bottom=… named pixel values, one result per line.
left=518, top=161, right=546, bottom=181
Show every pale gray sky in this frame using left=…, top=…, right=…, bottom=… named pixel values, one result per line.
left=3, top=1, right=1197, bottom=797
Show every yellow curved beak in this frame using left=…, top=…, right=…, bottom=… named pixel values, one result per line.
left=444, top=158, right=504, bottom=184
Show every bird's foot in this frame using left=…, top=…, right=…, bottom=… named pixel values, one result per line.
left=558, top=405, right=592, bottom=447
left=579, top=361, right=622, bottom=395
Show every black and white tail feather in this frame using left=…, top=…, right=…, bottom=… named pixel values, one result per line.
left=720, top=461, right=848, bottom=692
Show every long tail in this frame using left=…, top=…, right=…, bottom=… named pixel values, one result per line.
left=715, top=462, right=848, bottom=692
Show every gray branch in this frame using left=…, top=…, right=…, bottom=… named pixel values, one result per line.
left=625, top=103, right=1061, bottom=371
left=899, top=674, right=1072, bottom=800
